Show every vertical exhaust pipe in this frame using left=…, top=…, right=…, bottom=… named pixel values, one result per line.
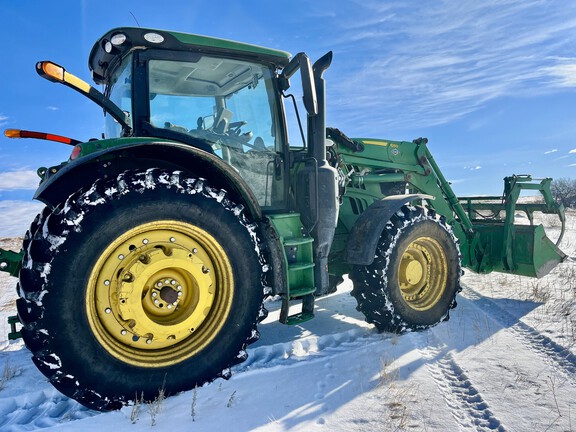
left=298, top=51, right=338, bottom=295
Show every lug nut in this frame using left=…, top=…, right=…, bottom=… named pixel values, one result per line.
left=121, top=329, right=127, bottom=335
left=105, top=308, right=112, bottom=314
left=142, top=239, right=149, bottom=244
left=192, top=248, right=198, bottom=254
left=202, top=266, right=210, bottom=274
left=170, top=237, right=176, bottom=243
left=118, top=254, right=124, bottom=260
left=152, top=292, right=157, bottom=298
left=104, top=280, right=110, bottom=286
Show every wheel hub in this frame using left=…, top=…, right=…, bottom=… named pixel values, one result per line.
left=398, top=236, right=447, bottom=311
left=87, top=221, right=234, bottom=367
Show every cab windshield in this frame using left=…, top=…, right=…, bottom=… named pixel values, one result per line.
left=147, top=56, right=284, bottom=208
left=105, top=54, right=133, bottom=138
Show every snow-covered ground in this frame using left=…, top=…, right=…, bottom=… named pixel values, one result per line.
left=0, top=207, right=575, bottom=431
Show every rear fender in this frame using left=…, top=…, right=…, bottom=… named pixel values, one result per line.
left=33, top=140, right=262, bottom=221
left=345, top=194, right=433, bottom=266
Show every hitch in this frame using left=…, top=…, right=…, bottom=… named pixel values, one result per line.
left=0, top=248, right=24, bottom=277
left=8, top=316, right=22, bottom=340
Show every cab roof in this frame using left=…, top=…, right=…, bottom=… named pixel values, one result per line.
left=89, top=27, right=291, bottom=84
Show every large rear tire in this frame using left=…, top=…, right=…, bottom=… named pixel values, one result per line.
left=17, top=169, right=267, bottom=410
left=350, top=205, right=461, bottom=333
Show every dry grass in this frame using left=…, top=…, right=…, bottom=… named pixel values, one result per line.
left=376, top=356, right=431, bottom=431
left=0, top=360, right=19, bottom=391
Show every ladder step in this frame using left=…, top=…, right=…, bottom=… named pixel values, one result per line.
left=289, top=286, right=316, bottom=298
left=284, top=237, right=314, bottom=246
left=280, top=293, right=315, bottom=325
left=285, top=312, right=315, bottom=325
left=288, top=263, right=314, bottom=272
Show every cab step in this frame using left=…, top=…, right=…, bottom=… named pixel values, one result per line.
left=268, top=214, right=316, bottom=325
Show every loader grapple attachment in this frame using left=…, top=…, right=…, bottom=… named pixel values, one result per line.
left=460, top=175, right=566, bottom=278
left=472, top=223, right=566, bottom=278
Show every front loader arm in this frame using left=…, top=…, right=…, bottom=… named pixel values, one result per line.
left=409, top=141, right=566, bottom=277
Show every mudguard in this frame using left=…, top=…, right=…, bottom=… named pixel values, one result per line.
left=344, top=194, right=433, bottom=266
left=33, top=140, right=262, bottom=221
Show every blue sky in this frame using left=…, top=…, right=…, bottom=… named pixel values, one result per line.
left=0, top=0, right=575, bottom=200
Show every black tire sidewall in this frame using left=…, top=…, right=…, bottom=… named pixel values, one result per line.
left=31, top=176, right=263, bottom=405
left=384, top=218, right=460, bottom=328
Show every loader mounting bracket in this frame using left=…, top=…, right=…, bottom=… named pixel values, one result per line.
left=0, top=248, right=24, bottom=277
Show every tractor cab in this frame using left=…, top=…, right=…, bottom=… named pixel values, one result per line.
left=88, top=28, right=324, bottom=212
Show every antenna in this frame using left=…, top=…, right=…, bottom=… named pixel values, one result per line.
left=129, top=11, right=141, bottom=27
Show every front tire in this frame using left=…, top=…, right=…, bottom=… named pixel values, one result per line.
left=350, top=205, right=461, bottom=333
left=17, top=170, right=266, bottom=410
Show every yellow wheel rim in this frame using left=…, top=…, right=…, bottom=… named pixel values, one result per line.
left=398, top=236, right=447, bottom=311
left=86, top=221, right=233, bottom=367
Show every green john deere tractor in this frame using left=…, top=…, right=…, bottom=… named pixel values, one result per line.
left=0, top=27, right=566, bottom=411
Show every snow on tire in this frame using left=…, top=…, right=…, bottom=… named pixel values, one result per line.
left=350, top=205, right=462, bottom=333
left=17, top=169, right=268, bottom=411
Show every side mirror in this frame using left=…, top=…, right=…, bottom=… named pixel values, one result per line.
left=280, top=53, right=318, bottom=116
left=36, top=61, right=131, bottom=134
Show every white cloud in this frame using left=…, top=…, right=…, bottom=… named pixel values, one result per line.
left=570, top=149, right=576, bottom=154
left=326, top=0, right=576, bottom=132
left=0, top=114, right=8, bottom=126
left=540, top=59, right=576, bottom=87
left=0, top=170, right=40, bottom=191
left=544, top=149, right=558, bottom=154
left=0, top=200, right=44, bottom=237
left=47, top=106, right=59, bottom=111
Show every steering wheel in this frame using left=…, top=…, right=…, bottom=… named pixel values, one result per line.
left=229, top=120, right=248, bottom=136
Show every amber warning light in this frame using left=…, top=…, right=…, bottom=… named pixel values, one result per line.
left=4, top=129, right=80, bottom=146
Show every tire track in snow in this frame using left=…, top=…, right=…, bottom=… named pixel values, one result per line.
left=0, top=327, right=382, bottom=431
left=413, top=331, right=507, bottom=431
left=236, top=327, right=382, bottom=372
left=0, top=389, right=94, bottom=432
left=462, top=285, right=576, bottom=383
